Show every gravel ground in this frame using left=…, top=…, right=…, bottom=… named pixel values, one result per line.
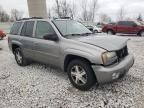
left=0, top=37, right=144, bottom=108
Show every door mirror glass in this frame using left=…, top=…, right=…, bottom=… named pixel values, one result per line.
left=43, top=34, right=58, bottom=41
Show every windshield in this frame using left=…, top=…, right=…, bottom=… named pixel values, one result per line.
left=53, top=20, right=92, bottom=36
left=134, top=21, right=142, bottom=25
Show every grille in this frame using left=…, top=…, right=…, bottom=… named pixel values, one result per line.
left=116, top=46, right=128, bottom=62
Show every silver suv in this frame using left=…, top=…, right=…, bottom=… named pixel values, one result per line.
left=8, top=18, right=134, bottom=90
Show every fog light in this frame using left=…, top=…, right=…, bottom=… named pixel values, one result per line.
left=112, top=73, right=120, bottom=80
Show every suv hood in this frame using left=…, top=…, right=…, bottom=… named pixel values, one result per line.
left=71, top=35, right=129, bottom=51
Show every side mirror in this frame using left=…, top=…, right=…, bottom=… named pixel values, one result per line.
left=133, top=23, right=137, bottom=27
left=43, top=34, right=59, bottom=41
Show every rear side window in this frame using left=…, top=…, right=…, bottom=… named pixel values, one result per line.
left=118, top=21, right=135, bottom=26
left=10, top=22, right=22, bottom=35
left=21, top=21, right=34, bottom=37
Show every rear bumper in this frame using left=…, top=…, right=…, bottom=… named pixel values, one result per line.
left=92, top=54, right=134, bottom=84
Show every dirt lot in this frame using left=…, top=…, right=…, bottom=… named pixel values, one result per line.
left=0, top=37, right=144, bottom=108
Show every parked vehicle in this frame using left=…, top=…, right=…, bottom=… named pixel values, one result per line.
left=81, top=22, right=102, bottom=33
left=0, top=29, right=6, bottom=40
left=102, top=20, right=144, bottom=36
left=8, top=18, right=134, bottom=90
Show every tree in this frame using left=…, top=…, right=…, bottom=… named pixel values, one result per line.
left=0, top=5, right=10, bottom=22
left=117, top=7, right=126, bottom=21
left=99, top=13, right=112, bottom=23
left=69, top=0, right=76, bottom=19
left=55, top=0, right=61, bottom=17
left=48, top=8, right=52, bottom=19
left=11, top=9, right=23, bottom=21
left=53, top=0, right=76, bottom=18
left=81, top=0, right=99, bottom=21
left=137, top=13, right=143, bottom=21
left=91, top=0, right=98, bottom=21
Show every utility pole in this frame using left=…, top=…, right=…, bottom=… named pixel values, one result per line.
left=27, top=0, right=47, bottom=18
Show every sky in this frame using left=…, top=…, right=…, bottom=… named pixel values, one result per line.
left=0, top=0, right=144, bottom=21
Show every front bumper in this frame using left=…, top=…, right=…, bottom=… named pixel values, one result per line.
left=92, top=54, right=134, bottom=84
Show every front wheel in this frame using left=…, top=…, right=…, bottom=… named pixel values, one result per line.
left=67, top=59, right=97, bottom=91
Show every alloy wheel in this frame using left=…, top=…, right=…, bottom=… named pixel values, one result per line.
left=70, top=65, right=87, bottom=86
left=15, top=50, right=22, bottom=64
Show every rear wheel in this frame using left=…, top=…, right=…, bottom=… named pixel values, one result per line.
left=107, top=30, right=115, bottom=35
left=94, top=30, right=98, bottom=33
left=14, top=48, right=30, bottom=66
left=0, top=37, right=3, bottom=40
left=139, top=31, right=144, bottom=37
left=67, top=59, right=96, bottom=91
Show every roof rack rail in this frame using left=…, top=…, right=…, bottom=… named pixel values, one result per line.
left=17, top=17, right=43, bottom=21
left=53, top=17, right=72, bottom=20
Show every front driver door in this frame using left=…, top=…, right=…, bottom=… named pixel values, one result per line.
left=33, top=21, right=61, bottom=66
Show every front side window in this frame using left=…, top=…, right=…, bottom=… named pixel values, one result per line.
left=20, top=21, right=34, bottom=37
left=125, top=21, right=135, bottom=26
left=118, top=21, right=126, bottom=26
left=10, top=22, right=22, bottom=35
left=35, top=21, right=55, bottom=39
left=53, top=20, right=92, bottom=36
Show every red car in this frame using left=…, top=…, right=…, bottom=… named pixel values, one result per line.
left=0, top=29, right=6, bottom=40
left=102, top=21, right=144, bottom=36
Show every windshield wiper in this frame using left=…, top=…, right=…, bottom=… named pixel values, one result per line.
left=81, top=32, right=94, bottom=36
left=64, top=32, right=94, bottom=37
left=64, top=34, right=82, bottom=37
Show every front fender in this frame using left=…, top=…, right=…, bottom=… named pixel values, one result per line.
left=64, top=48, right=103, bottom=65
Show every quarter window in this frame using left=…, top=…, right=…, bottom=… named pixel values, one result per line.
left=20, top=21, right=34, bottom=37
left=10, top=22, right=22, bottom=35
left=35, top=21, right=55, bottom=39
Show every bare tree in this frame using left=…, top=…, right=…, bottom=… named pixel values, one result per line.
left=81, top=0, right=88, bottom=21
left=0, top=5, right=10, bottom=22
left=48, top=8, right=52, bottom=19
left=55, top=0, right=61, bottom=17
left=81, top=0, right=99, bottom=22
left=11, top=9, right=23, bottom=21
left=69, top=0, right=76, bottom=19
left=60, top=0, right=70, bottom=17
left=137, top=13, right=143, bottom=21
left=117, top=7, right=126, bottom=21
left=100, top=13, right=112, bottom=23
left=91, top=0, right=98, bottom=21
left=53, top=0, right=76, bottom=18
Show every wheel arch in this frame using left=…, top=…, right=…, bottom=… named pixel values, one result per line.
left=64, top=54, right=94, bottom=72
left=12, top=44, right=20, bottom=54
left=107, top=29, right=115, bottom=34
left=137, top=29, right=144, bottom=36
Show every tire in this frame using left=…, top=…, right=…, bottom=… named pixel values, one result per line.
left=139, top=31, right=144, bottom=37
left=67, top=59, right=97, bottom=91
left=94, top=30, right=98, bottom=33
left=0, top=37, right=3, bottom=40
left=107, top=30, right=115, bottom=35
left=14, top=48, right=29, bottom=66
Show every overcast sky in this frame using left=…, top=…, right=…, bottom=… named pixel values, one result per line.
left=0, top=0, right=144, bottom=21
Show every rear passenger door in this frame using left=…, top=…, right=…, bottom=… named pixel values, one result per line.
left=20, top=21, right=35, bottom=59
left=116, top=21, right=128, bottom=33
left=33, top=21, right=60, bottom=66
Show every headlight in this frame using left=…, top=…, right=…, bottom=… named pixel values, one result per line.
left=102, top=52, right=118, bottom=66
